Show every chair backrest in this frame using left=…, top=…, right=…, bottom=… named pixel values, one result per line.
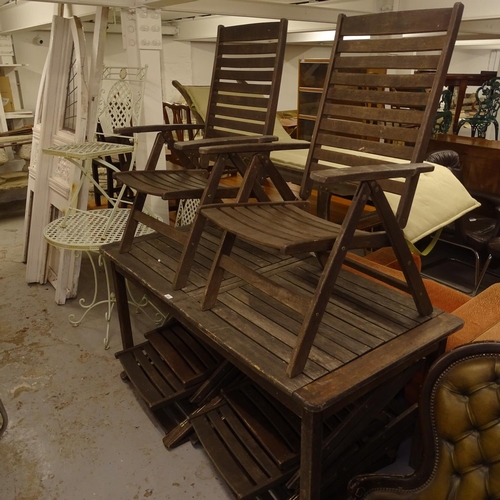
left=299, top=4, right=463, bottom=206
left=97, top=66, right=147, bottom=137
left=474, top=77, right=500, bottom=119
left=419, top=341, right=500, bottom=499
left=162, top=101, right=195, bottom=141
left=202, top=20, right=287, bottom=141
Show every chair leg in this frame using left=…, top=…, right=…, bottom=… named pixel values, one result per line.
left=92, top=161, right=102, bottom=207
left=201, top=231, right=237, bottom=310
left=174, top=154, right=233, bottom=290
left=473, top=253, right=492, bottom=296
left=370, top=183, right=433, bottom=317
left=287, top=183, right=372, bottom=378
left=119, top=192, right=147, bottom=253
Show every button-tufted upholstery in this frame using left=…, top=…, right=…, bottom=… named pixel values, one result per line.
left=348, top=342, right=500, bottom=500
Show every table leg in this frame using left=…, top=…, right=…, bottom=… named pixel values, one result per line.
left=110, top=261, right=134, bottom=350
left=300, top=410, right=323, bottom=500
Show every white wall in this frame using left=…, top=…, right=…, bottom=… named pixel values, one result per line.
left=449, top=49, right=495, bottom=74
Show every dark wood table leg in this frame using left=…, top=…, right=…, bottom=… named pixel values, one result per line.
left=300, top=409, right=323, bottom=500
left=110, top=261, right=134, bottom=349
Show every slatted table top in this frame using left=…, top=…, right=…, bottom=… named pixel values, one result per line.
left=102, top=227, right=463, bottom=414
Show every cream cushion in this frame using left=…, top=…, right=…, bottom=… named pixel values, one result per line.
left=176, top=84, right=480, bottom=244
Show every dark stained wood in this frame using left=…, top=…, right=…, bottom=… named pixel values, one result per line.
left=427, top=134, right=500, bottom=195
left=103, top=5, right=465, bottom=500
left=102, top=229, right=463, bottom=500
left=114, top=19, right=289, bottom=291
left=115, top=323, right=223, bottom=410
left=198, top=4, right=462, bottom=377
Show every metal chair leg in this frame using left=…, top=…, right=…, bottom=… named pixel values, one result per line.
left=0, top=398, right=8, bottom=439
left=473, top=253, right=493, bottom=296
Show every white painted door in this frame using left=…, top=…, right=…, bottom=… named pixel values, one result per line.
left=24, top=15, right=90, bottom=304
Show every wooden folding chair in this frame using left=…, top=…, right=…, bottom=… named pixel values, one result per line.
left=199, top=4, right=464, bottom=378
left=114, top=20, right=291, bottom=289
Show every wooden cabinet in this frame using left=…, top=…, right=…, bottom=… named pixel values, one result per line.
left=296, top=59, right=386, bottom=141
left=297, top=58, right=328, bottom=141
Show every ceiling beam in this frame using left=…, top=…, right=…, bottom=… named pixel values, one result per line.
left=144, top=0, right=378, bottom=22
left=0, top=1, right=97, bottom=33
left=397, top=0, right=500, bottom=21
left=175, top=15, right=337, bottom=40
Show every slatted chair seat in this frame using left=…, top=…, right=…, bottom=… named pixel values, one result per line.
left=202, top=201, right=375, bottom=253
left=116, top=321, right=223, bottom=411
left=191, top=377, right=416, bottom=499
left=115, top=20, right=290, bottom=291
left=116, top=169, right=239, bottom=200
left=198, top=4, right=465, bottom=378
left=191, top=382, right=302, bottom=499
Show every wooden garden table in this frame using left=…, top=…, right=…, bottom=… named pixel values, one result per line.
left=102, top=228, right=463, bottom=500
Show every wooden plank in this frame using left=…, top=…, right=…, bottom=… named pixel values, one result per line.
left=266, top=274, right=386, bottom=349
left=295, top=313, right=463, bottom=412
left=137, top=344, right=185, bottom=394
left=338, top=35, right=448, bottom=53
left=219, top=403, right=287, bottom=473
left=214, top=294, right=328, bottom=378
left=232, top=283, right=366, bottom=362
left=322, top=102, right=425, bottom=126
left=221, top=290, right=343, bottom=370
left=331, top=71, right=435, bottom=89
left=218, top=42, right=279, bottom=55
left=225, top=386, right=301, bottom=469
left=174, top=296, right=312, bottom=393
left=193, top=412, right=258, bottom=495
left=341, top=8, right=453, bottom=36
left=170, top=323, right=221, bottom=369
left=146, top=330, right=202, bottom=387
left=334, top=54, right=441, bottom=71
left=320, top=118, right=419, bottom=147
left=285, top=269, right=406, bottom=338
left=118, top=351, right=164, bottom=407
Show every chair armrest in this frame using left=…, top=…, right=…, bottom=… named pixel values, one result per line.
left=310, top=163, right=434, bottom=184
left=198, top=140, right=310, bottom=155
left=114, top=124, right=203, bottom=135
left=175, top=134, right=280, bottom=152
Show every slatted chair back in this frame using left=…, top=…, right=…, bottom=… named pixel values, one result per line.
left=299, top=6, right=462, bottom=228
left=114, top=20, right=289, bottom=282
left=202, top=22, right=285, bottom=142
left=162, top=101, right=195, bottom=142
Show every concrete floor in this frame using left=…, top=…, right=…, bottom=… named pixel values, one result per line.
left=0, top=205, right=234, bottom=500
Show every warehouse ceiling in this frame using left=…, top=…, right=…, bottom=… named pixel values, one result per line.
left=1, top=0, right=500, bottom=46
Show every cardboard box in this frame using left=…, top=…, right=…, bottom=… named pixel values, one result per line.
left=0, top=76, right=15, bottom=112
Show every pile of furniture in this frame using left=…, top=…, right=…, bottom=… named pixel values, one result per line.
left=94, top=5, right=496, bottom=500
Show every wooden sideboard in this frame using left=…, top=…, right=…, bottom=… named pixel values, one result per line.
left=427, top=134, right=500, bottom=195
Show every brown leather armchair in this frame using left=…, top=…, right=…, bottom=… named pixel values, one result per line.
left=348, top=341, right=500, bottom=499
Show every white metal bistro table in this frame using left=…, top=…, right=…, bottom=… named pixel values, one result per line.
left=44, top=207, right=164, bottom=348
